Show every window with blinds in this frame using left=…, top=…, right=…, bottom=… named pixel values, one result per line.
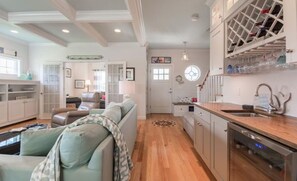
left=93, top=69, right=105, bottom=92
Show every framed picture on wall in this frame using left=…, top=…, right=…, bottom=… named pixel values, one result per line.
left=151, top=57, right=171, bottom=64
left=126, top=67, right=135, bottom=81
left=75, top=80, right=85, bottom=89
left=65, top=68, right=71, bottom=78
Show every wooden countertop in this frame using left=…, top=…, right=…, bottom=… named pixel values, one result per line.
left=194, top=102, right=297, bottom=150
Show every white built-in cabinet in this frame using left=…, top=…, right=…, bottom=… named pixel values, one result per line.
left=0, top=79, right=39, bottom=127
left=210, top=0, right=224, bottom=32
left=210, top=23, right=224, bottom=75
left=173, top=105, right=191, bottom=116
left=208, top=0, right=225, bottom=75
left=194, top=106, right=228, bottom=181
left=207, top=0, right=297, bottom=75
left=194, top=107, right=211, bottom=168
left=211, top=114, right=228, bottom=181
left=284, top=0, right=297, bottom=63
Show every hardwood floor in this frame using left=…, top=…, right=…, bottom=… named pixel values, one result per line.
left=130, top=114, right=215, bottom=181
left=0, top=119, right=51, bottom=133
left=0, top=114, right=215, bottom=181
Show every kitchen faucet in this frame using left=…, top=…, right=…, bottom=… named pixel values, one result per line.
left=254, top=83, right=278, bottom=114
left=254, top=83, right=292, bottom=114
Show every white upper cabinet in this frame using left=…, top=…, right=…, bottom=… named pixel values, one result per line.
left=284, top=0, right=297, bottom=63
left=210, top=23, right=224, bottom=75
left=224, top=0, right=246, bottom=19
left=210, top=0, right=224, bottom=31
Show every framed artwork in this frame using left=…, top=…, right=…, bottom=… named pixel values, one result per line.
left=126, top=67, right=135, bottom=81
left=65, top=68, right=71, bottom=78
left=151, top=57, right=171, bottom=64
left=75, top=80, right=85, bottom=89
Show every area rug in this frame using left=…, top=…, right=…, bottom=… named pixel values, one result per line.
left=152, top=120, right=176, bottom=127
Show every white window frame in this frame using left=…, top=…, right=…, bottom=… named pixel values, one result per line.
left=184, top=65, right=201, bottom=81
left=0, top=55, right=20, bottom=76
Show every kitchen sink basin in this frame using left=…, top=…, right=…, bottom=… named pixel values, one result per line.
left=221, top=110, right=270, bottom=118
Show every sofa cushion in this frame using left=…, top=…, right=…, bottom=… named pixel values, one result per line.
left=20, top=126, right=66, bottom=156
left=60, top=124, right=109, bottom=168
left=89, top=109, right=105, bottom=115
left=120, top=99, right=135, bottom=118
left=102, top=104, right=121, bottom=123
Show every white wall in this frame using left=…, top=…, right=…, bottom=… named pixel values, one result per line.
left=148, top=49, right=210, bottom=102
left=223, top=69, right=297, bottom=117
left=29, top=43, right=147, bottom=119
left=0, top=35, right=29, bottom=79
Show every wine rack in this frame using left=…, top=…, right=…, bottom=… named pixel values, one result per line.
left=226, top=0, right=285, bottom=58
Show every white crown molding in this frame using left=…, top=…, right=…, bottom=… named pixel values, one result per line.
left=0, top=9, right=8, bottom=21
left=8, top=11, right=68, bottom=23
left=18, top=24, right=67, bottom=47
left=125, top=0, right=146, bottom=46
left=50, top=0, right=107, bottom=47
left=76, top=10, right=132, bottom=22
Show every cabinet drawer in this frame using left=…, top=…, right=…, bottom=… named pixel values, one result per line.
left=194, top=106, right=211, bottom=123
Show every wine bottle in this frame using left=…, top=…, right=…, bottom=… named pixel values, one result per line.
left=255, top=18, right=274, bottom=28
left=261, top=5, right=281, bottom=15
left=272, top=21, right=283, bottom=33
left=238, top=40, right=244, bottom=47
left=258, top=28, right=267, bottom=37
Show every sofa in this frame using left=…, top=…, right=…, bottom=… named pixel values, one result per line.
left=51, top=92, right=101, bottom=128
left=0, top=99, right=137, bottom=181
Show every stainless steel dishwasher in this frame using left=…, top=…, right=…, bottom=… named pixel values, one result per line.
left=228, top=123, right=297, bottom=181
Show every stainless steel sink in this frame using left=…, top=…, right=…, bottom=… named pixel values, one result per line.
left=221, top=110, right=270, bottom=118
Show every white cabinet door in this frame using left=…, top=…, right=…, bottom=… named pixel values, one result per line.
left=173, top=105, right=188, bottom=116
left=211, top=114, right=228, bottom=181
left=194, top=120, right=203, bottom=155
left=284, top=0, right=297, bottom=63
left=201, top=119, right=211, bottom=168
left=25, top=99, right=38, bottom=117
left=0, top=102, right=7, bottom=124
left=210, top=23, right=224, bottom=75
left=210, top=0, right=224, bottom=31
left=8, top=100, right=25, bottom=121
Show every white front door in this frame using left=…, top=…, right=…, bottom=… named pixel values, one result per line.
left=149, top=65, right=172, bottom=113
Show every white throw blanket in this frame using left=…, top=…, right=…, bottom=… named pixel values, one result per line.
left=30, top=114, right=133, bottom=181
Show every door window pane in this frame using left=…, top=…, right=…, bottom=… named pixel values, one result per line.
left=153, top=68, right=170, bottom=80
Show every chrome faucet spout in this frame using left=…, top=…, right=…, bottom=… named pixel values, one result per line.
left=255, top=83, right=274, bottom=105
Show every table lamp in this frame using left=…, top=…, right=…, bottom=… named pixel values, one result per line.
left=119, top=81, right=135, bottom=99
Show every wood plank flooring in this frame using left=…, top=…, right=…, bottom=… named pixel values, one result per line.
left=130, top=114, right=215, bottom=181
left=0, top=114, right=215, bottom=181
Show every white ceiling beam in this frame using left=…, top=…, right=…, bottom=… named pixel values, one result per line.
left=0, top=9, right=8, bottom=21
left=50, top=0, right=108, bottom=47
left=8, top=10, right=133, bottom=24
left=8, top=11, right=68, bottom=23
left=18, top=24, right=67, bottom=47
left=50, top=0, right=76, bottom=21
left=76, top=10, right=132, bottom=22
left=125, top=0, right=146, bottom=46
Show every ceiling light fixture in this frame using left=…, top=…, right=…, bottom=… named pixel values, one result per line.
left=10, top=30, right=18, bottom=34
left=62, top=29, right=70, bottom=33
left=114, top=28, right=121, bottom=33
left=181, top=41, right=189, bottom=61
left=191, top=13, right=200, bottom=22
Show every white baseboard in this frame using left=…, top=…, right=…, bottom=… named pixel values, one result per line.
left=137, top=116, right=146, bottom=120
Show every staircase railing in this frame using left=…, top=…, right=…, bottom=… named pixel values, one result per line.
left=197, top=71, right=223, bottom=103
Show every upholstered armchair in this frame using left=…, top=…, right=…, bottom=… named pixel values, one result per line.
left=51, top=92, right=101, bottom=128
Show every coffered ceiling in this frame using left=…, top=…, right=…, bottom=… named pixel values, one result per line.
left=0, top=0, right=210, bottom=48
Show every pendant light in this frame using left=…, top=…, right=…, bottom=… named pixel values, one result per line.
left=181, top=41, right=189, bottom=61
